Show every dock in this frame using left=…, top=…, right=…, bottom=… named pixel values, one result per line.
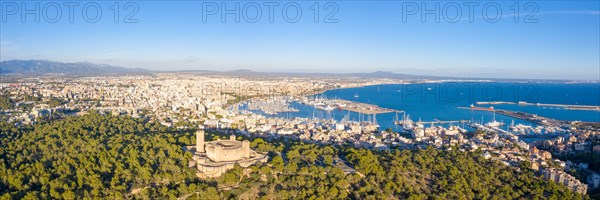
left=301, top=97, right=400, bottom=115
left=422, top=119, right=470, bottom=126
left=457, top=105, right=494, bottom=111
left=335, top=99, right=398, bottom=114
left=460, top=106, right=566, bottom=125
left=495, top=110, right=600, bottom=128
left=476, top=101, right=600, bottom=111
left=457, top=105, right=600, bottom=128
left=493, top=110, right=560, bottom=125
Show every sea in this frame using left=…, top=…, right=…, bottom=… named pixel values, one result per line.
left=243, top=82, right=600, bottom=135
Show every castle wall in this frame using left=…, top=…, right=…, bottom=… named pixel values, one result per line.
left=197, top=152, right=268, bottom=177
left=197, top=162, right=236, bottom=178
left=209, top=145, right=244, bottom=162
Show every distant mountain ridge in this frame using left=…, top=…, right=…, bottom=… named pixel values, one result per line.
left=172, top=69, right=442, bottom=80
left=0, top=60, right=439, bottom=79
left=0, top=60, right=586, bottom=83
left=0, top=60, right=148, bottom=75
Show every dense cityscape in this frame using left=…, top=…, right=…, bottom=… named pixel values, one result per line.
left=1, top=72, right=599, bottom=199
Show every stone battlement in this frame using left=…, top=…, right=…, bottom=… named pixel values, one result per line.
left=185, top=130, right=268, bottom=178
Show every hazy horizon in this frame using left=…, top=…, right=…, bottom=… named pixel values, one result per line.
left=2, top=58, right=600, bottom=81
left=1, top=1, right=599, bottom=80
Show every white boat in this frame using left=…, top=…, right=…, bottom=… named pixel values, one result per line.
left=485, top=111, right=503, bottom=128
left=485, top=121, right=503, bottom=128
left=316, top=105, right=335, bottom=111
left=415, top=118, right=424, bottom=129
left=314, top=102, right=325, bottom=106
left=534, top=126, right=543, bottom=134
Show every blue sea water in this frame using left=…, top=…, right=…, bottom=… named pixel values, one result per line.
left=248, top=82, right=600, bottom=132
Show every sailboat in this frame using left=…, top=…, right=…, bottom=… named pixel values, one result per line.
left=415, top=117, right=424, bottom=128
left=394, top=111, right=407, bottom=125
left=401, top=114, right=414, bottom=129
left=485, top=110, right=504, bottom=127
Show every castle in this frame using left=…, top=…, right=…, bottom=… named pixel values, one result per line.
left=186, top=130, right=268, bottom=178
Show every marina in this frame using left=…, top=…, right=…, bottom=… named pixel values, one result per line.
left=244, top=96, right=299, bottom=115
left=237, top=83, right=599, bottom=144
left=457, top=104, right=600, bottom=128
left=235, top=83, right=599, bottom=142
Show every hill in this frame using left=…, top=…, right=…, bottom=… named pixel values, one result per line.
left=0, top=113, right=586, bottom=199
left=0, top=60, right=148, bottom=75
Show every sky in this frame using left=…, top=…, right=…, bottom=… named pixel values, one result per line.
left=1, top=0, right=599, bottom=80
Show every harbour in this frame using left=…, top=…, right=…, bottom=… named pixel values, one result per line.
left=236, top=83, right=599, bottom=143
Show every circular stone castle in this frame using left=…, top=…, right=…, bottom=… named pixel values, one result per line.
left=186, top=130, right=268, bottom=178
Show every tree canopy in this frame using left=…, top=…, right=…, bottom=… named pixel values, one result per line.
left=0, top=113, right=588, bottom=199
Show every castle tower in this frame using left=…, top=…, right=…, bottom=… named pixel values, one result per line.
left=230, top=134, right=236, bottom=141
left=242, top=140, right=250, bottom=158
left=196, top=130, right=205, bottom=153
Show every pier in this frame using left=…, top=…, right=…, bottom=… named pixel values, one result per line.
left=476, top=101, right=600, bottom=111
left=395, top=119, right=469, bottom=126
left=488, top=109, right=561, bottom=125
left=515, top=134, right=560, bottom=139
left=431, top=119, right=471, bottom=124
left=337, top=99, right=398, bottom=114
left=422, top=119, right=470, bottom=127
left=457, top=105, right=494, bottom=111
left=457, top=105, right=600, bottom=129
left=494, top=110, right=600, bottom=129
left=301, top=97, right=400, bottom=115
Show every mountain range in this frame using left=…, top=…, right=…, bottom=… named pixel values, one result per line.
left=0, top=60, right=148, bottom=75
left=0, top=60, right=584, bottom=82
left=0, top=60, right=437, bottom=79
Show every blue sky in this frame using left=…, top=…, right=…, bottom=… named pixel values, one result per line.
left=1, top=1, right=599, bottom=80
